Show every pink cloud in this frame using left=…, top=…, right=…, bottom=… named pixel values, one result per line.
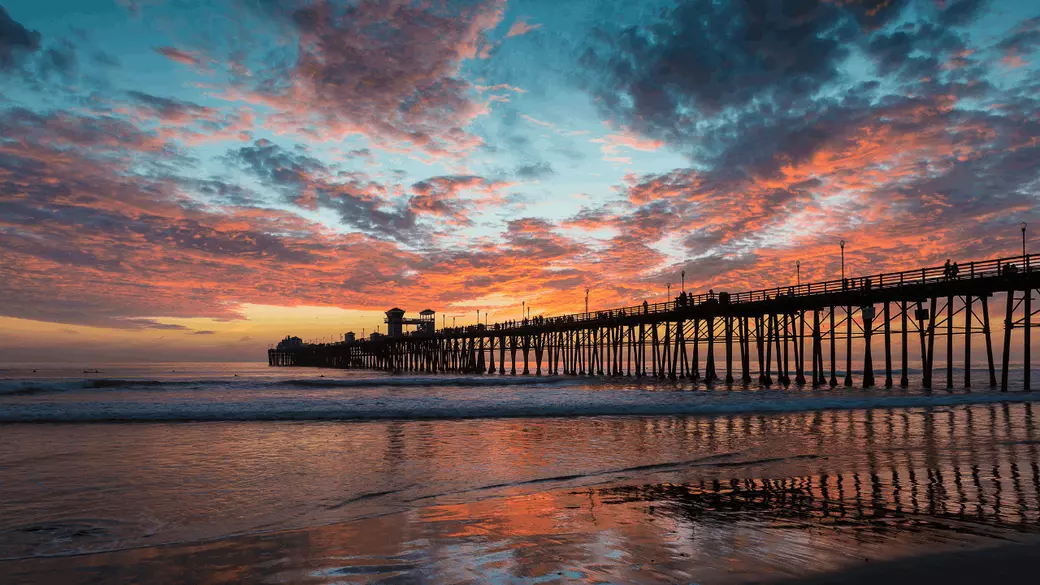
left=154, top=46, right=205, bottom=67
left=506, top=19, right=542, bottom=38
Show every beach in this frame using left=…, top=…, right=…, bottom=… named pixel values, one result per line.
left=2, top=363, right=1039, bottom=583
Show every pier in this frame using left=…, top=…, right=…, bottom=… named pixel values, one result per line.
left=269, top=254, right=1040, bottom=391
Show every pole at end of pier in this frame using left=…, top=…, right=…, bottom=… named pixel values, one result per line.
left=1022, top=222, right=1028, bottom=258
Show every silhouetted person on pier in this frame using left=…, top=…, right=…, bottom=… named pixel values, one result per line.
left=951, top=262, right=960, bottom=279
left=943, top=259, right=952, bottom=280
left=643, top=300, right=649, bottom=314
left=709, top=289, right=715, bottom=300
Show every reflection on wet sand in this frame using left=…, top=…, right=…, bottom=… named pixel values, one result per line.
left=4, top=403, right=1040, bottom=584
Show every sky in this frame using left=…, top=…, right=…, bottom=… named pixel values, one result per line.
left=1, top=0, right=1039, bottom=362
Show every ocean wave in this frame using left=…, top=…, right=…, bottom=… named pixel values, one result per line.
left=277, top=376, right=581, bottom=389
left=0, top=379, right=229, bottom=396
left=1, top=390, right=1037, bottom=423
left=0, top=375, right=583, bottom=397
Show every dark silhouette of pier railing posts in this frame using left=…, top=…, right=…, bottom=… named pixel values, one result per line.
left=269, top=254, right=1040, bottom=391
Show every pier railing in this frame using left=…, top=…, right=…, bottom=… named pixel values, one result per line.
left=438, top=253, right=1037, bottom=335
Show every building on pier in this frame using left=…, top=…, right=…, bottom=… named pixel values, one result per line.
left=276, top=336, right=304, bottom=351
left=385, top=308, right=436, bottom=338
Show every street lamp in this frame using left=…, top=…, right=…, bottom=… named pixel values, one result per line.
left=667, top=283, right=671, bottom=300
left=476, top=309, right=479, bottom=326
left=585, top=288, right=590, bottom=316
left=839, top=240, right=846, bottom=282
left=681, top=270, right=685, bottom=293
left=1022, top=222, right=1028, bottom=257
left=521, top=300, right=525, bottom=321
left=796, top=260, right=801, bottom=287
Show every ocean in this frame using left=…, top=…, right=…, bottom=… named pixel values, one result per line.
left=2, top=362, right=1040, bottom=583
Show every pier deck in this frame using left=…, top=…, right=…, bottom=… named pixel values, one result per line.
left=269, top=254, right=1040, bottom=391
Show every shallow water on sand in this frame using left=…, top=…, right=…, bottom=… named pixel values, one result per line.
left=2, top=363, right=1040, bottom=583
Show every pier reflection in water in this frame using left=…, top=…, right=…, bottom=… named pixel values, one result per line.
left=4, top=402, right=1040, bottom=584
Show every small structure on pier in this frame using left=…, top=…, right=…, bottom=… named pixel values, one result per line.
left=344, top=332, right=356, bottom=343
left=276, top=336, right=304, bottom=351
left=385, top=308, right=436, bottom=338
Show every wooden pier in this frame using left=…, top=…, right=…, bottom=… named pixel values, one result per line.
left=269, top=254, right=1040, bottom=391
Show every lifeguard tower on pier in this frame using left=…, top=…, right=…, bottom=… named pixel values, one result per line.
left=385, top=308, right=436, bottom=338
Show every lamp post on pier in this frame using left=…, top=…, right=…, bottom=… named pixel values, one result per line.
left=1022, top=222, right=1028, bottom=257
left=840, top=240, right=846, bottom=282
left=797, top=260, right=801, bottom=287
left=521, top=301, right=525, bottom=322
left=585, top=288, right=589, bottom=317
left=667, top=283, right=671, bottom=300
left=681, top=270, right=685, bottom=293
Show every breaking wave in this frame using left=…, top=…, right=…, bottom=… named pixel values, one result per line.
left=0, top=375, right=583, bottom=397
left=2, top=389, right=1037, bottom=423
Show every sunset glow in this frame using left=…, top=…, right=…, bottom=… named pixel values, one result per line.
left=2, top=0, right=1038, bottom=360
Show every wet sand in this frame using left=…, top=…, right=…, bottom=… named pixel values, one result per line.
left=4, top=473, right=1037, bottom=584
left=4, top=398, right=1040, bottom=583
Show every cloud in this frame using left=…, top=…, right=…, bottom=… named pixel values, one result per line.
left=230, top=139, right=418, bottom=238
left=127, top=90, right=214, bottom=121
left=0, top=6, right=41, bottom=70
left=234, top=0, right=505, bottom=155
left=155, top=46, right=205, bottom=67
left=506, top=19, right=541, bottom=38
left=192, top=330, right=217, bottom=335
left=937, top=0, right=991, bottom=27
left=581, top=0, right=865, bottom=133
left=515, top=161, right=553, bottom=180
left=408, top=174, right=509, bottom=225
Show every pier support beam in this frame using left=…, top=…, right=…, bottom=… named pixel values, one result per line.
left=796, top=311, right=806, bottom=385
left=845, top=305, right=854, bottom=387
left=725, top=316, right=734, bottom=384
left=863, top=304, right=875, bottom=388
left=964, top=296, right=972, bottom=388
left=1001, top=290, right=1013, bottom=391
left=829, top=307, right=838, bottom=386
left=982, top=296, right=997, bottom=386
